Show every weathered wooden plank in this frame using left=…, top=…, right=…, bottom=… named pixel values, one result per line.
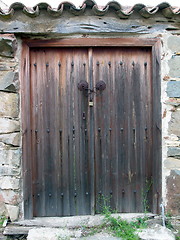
left=1, top=15, right=178, bottom=35
left=130, top=49, right=146, bottom=212
left=110, top=55, right=118, bottom=212
left=107, top=57, right=113, bottom=210
left=56, top=55, right=63, bottom=216
left=152, top=40, right=162, bottom=214
left=128, top=51, right=135, bottom=212
left=130, top=54, right=137, bottom=212
left=54, top=53, right=62, bottom=216
left=30, top=49, right=39, bottom=217
left=117, top=57, right=125, bottom=213
left=143, top=53, right=153, bottom=212
left=73, top=51, right=81, bottom=215
left=93, top=57, right=98, bottom=212
left=43, top=51, right=53, bottom=216
left=132, top=59, right=142, bottom=212
left=48, top=49, right=59, bottom=216
left=136, top=55, right=145, bottom=213
left=21, top=42, right=33, bottom=219
left=26, top=37, right=159, bottom=48
left=75, top=50, right=90, bottom=215
left=93, top=53, right=101, bottom=212
left=51, top=51, right=59, bottom=216
left=60, top=49, right=70, bottom=216
left=74, top=53, right=80, bottom=215
left=124, top=50, right=132, bottom=212
left=38, top=50, right=47, bottom=216
left=62, top=50, right=71, bottom=216
left=88, top=48, right=95, bottom=215
left=67, top=52, right=75, bottom=216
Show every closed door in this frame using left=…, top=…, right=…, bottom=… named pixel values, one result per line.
left=29, top=46, right=157, bottom=217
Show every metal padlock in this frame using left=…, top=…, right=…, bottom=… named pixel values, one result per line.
left=89, top=101, right=93, bottom=107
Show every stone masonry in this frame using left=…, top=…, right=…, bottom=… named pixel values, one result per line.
left=0, top=34, right=21, bottom=221
left=162, top=35, right=180, bottom=215
left=0, top=3, right=179, bottom=221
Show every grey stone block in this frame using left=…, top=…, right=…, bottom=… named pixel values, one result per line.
left=168, top=56, right=180, bottom=78
left=174, top=169, right=180, bottom=175
left=0, top=118, right=20, bottom=134
left=1, top=190, right=20, bottom=205
left=167, top=147, right=180, bottom=157
left=0, top=92, right=19, bottom=118
left=0, top=72, right=18, bottom=92
left=0, top=35, right=17, bottom=58
left=166, top=81, right=180, bottom=98
left=0, top=133, right=20, bottom=147
left=167, top=170, right=180, bottom=215
left=0, top=166, right=20, bottom=176
left=0, top=176, right=20, bottom=190
left=0, top=145, right=21, bottom=167
left=167, top=35, right=180, bottom=52
left=164, top=158, right=180, bottom=169
left=5, top=205, right=19, bottom=221
left=168, top=108, right=180, bottom=136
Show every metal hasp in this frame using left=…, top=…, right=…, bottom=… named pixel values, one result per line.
left=95, top=81, right=106, bottom=91
left=77, top=80, right=89, bottom=91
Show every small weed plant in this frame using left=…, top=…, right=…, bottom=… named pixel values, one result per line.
left=0, top=216, right=6, bottom=226
left=103, top=206, right=148, bottom=240
left=142, top=178, right=153, bottom=213
left=165, top=211, right=180, bottom=240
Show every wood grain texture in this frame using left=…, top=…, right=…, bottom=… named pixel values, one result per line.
left=21, top=43, right=33, bottom=219
left=92, top=47, right=153, bottom=213
left=29, top=48, right=92, bottom=216
left=1, top=15, right=179, bottom=35
left=26, top=38, right=159, bottom=48
left=152, top=40, right=162, bottom=214
left=22, top=38, right=161, bottom=217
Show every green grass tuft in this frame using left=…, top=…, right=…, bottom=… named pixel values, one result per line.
left=103, top=208, right=148, bottom=240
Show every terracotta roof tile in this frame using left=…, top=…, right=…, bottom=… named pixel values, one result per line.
left=0, top=0, right=179, bottom=19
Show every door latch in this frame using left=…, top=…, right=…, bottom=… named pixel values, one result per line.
left=77, top=80, right=88, bottom=91
left=95, top=81, right=106, bottom=91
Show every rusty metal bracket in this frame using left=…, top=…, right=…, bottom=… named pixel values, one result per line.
left=77, top=80, right=88, bottom=91
left=96, top=81, right=106, bottom=91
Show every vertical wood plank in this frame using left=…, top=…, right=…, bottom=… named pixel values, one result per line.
left=152, top=41, right=162, bottom=214
left=21, top=43, right=33, bottom=219
left=30, top=49, right=39, bottom=216
left=88, top=48, right=95, bottom=215
left=117, top=57, right=125, bottom=213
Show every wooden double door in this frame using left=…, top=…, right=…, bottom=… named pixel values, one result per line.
left=27, top=45, right=160, bottom=217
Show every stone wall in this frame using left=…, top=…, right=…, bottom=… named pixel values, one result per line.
left=0, top=31, right=179, bottom=220
left=0, top=34, right=21, bottom=221
left=162, top=35, right=180, bottom=215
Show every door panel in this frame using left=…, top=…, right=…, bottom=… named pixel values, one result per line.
left=29, top=47, right=154, bottom=216
left=93, top=48, right=152, bottom=213
left=30, top=48, right=91, bottom=216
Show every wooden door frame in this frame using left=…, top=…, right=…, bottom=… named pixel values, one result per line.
left=21, top=38, right=161, bottom=219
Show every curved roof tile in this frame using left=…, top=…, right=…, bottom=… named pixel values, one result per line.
left=0, top=0, right=179, bottom=19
